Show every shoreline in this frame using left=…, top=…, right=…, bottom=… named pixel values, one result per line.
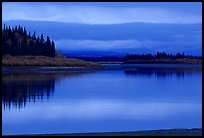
left=2, top=55, right=101, bottom=68
left=2, top=55, right=202, bottom=68
left=2, top=63, right=202, bottom=73
left=4, top=128, right=202, bottom=136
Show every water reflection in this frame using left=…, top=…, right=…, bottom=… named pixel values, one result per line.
left=4, top=99, right=201, bottom=121
left=2, top=65, right=202, bottom=109
left=2, top=71, right=96, bottom=109
left=123, top=65, right=201, bottom=78
left=2, top=65, right=202, bottom=135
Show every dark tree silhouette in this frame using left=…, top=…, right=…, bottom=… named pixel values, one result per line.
left=51, top=41, right=56, bottom=57
left=2, top=25, right=56, bottom=57
left=124, top=52, right=201, bottom=62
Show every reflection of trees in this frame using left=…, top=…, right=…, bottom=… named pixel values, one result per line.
left=2, top=71, right=95, bottom=109
left=123, top=66, right=202, bottom=78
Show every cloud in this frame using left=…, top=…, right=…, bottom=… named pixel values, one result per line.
left=2, top=2, right=202, bottom=24
left=54, top=39, right=201, bottom=54
left=55, top=39, right=148, bottom=51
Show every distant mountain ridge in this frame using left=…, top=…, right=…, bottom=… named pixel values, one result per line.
left=3, top=20, right=201, bottom=40
left=3, top=20, right=202, bottom=56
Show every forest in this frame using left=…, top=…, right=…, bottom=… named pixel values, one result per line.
left=2, top=25, right=56, bottom=57
left=124, top=52, right=201, bottom=61
left=68, top=52, right=201, bottom=63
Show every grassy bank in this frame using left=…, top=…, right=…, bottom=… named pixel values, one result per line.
left=2, top=55, right=101, bottom=67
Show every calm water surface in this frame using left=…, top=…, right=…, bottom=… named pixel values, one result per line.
left=2, top=64, right=202, bottom=135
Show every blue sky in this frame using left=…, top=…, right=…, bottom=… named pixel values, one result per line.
left=2, top=2, right=202, bottom=24
left=2, top=2, right=202, bottom=56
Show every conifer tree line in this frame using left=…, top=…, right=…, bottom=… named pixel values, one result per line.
left=2, top=25, right=56, bottom=57
left=124, top=52, right=201, bottom=61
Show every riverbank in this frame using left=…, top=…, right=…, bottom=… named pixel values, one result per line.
left=2, top=55, right=101, bottom=67
left=3, top=55, right=202, bottom=68
left=5, top=128, right=202, bottom=136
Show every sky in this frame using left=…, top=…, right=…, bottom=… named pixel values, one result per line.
left=2, top=2, right=202, bottom=56
left=2, top=2, right=202, bottom=24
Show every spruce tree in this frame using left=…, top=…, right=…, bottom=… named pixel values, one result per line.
left=2, top=25, right=56, bottom=57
